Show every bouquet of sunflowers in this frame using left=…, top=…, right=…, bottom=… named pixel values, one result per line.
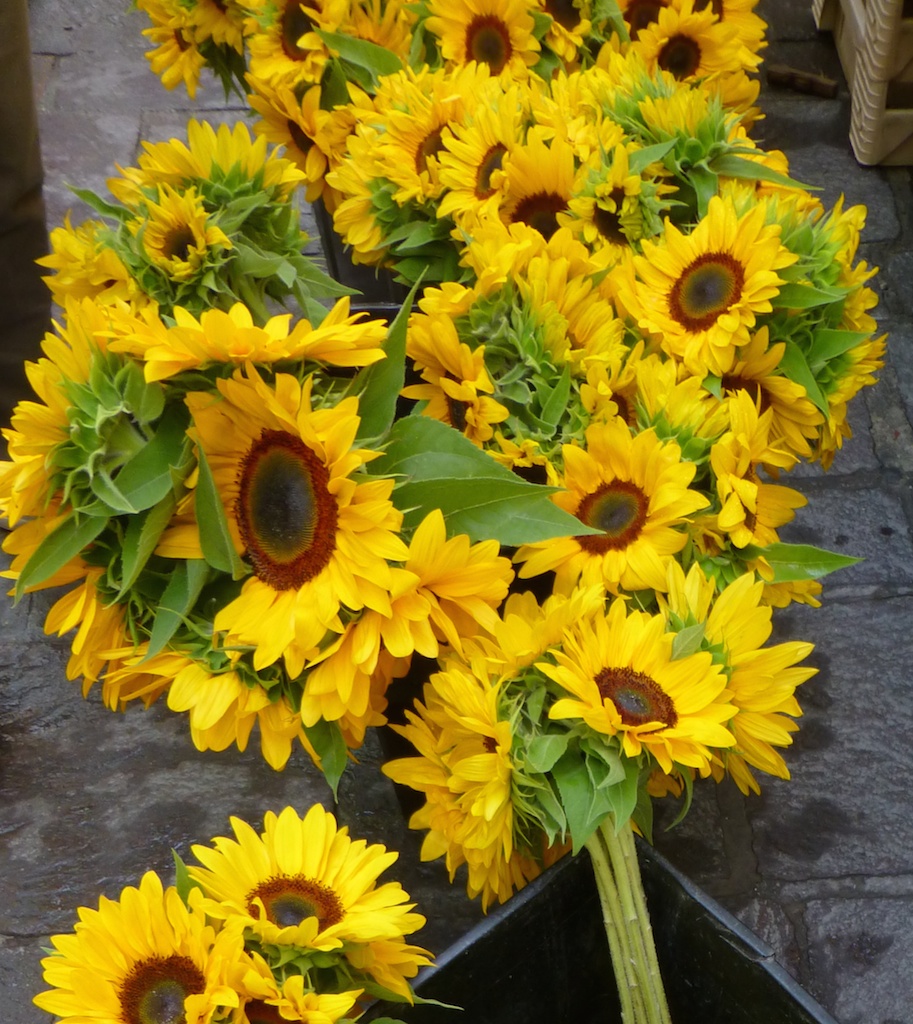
left=9, top=0, right=888, bottom=1022
left=34, top=805, right=434, bottom=1024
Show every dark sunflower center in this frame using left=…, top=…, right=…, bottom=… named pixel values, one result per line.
left=719, top=373, right=770, bottom=412
left=595, top=666, right=678, bottom=729
left=511, top=191, right=568, bottom=241
left=593, top=188, right=628, bottom=245
left=623, top=0, right=667, bottom=35
left=611, top=391, right=637, bottom=427
left=236, top=429, right=338, bottom=591
left=466, top=16, right=513, bottom=74
left=668, top=252, right=745, bottom=332
left=282, top=0, right=315, bottom=60
left=119, top=956, right=205, bottom=1024
left=286, top=118, right=314, bottom=155
left=173, top=29, right=191, bottom=52
left=482, top=735, right=498, bottom=753
left=476, top=143, right=507, bottom=198
left=658, top=34, right=703, bottom=79
left=211, top=0, right=229, bottom=12
left=243, top=1001, right=285, bottom=1024
left=545, top=0, right=582, bottom=30
left=575, top=480, right=648, bottom=552
left=416, top=127, right=446, bottom=175
left=163, top=227, right=195, bottom=261
left=248, top=875, right=345, bottom=929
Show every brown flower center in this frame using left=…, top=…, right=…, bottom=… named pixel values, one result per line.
left=719, top=373, right=770, bottom=412
left=623, top=0, right=667, bottom=35
left=595, top=666, right=678, bottom=729
left=668, top=252, right=745, bottom=332
left=593, top=188, right=628, bottom=245
left=511, top=191, right=568, bottom=241
left=236, top=429, right=338, bottom=591
left=242, top=1001, right=285, bottom=1024
left=247, top=875, right=345, bottom=929
left=466, top=15, right=513, bottom=74
left=162, top=226, right=195, bottom=261
left=119, top=956, right=206, bottom=1024
left=657, top=34, right=703, bottom=79
left=282, top=0, right=315, bottom=60
left=692, top=0, right=723, bottom=17
left=286, top=118, right=315, bottom=155
left=416, top=127, right=446, bottom=175
left=575, top=480, right=648, bottom=552
left=476, top=143, right=507, bottom=198
left=544, top=0, right=582, bottom=30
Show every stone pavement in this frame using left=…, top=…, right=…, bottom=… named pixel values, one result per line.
left=1, top=1, right=912, bottom=1023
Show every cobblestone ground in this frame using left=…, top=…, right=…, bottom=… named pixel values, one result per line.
left=2, top=2, right=912, bottom=1023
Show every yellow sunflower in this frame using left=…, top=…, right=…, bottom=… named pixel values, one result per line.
left=244, top=0, right=330, bottom=89
left=136, top=0, right=208, bottom=98
left=235, top=952, right=363, bottom=1024
left=425, top=0, right=541, bottom=79
left=34, top=871, right=243, bottom=1024
left=542, top=597, right=736, bottom=774
left=500, top=130, right=578, bottom=242
left=183, top=367, right=407, bottom=673
left=134, top=184, right=233, bottom=282
left=402, top=310, right=510, bottom=445
left=187, top=804, right=429, bottom=996
left=616, top=194, right=797, bottom=375
left=111, top=297, right=386, bottom=382
left=383, top=661, right=539, bottom=910
left=515, top=417, right=709, bottom=594
left=536, top=0, right=591, bottom=63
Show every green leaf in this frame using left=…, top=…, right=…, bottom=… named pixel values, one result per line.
left=171, top=849, right=203, bottom=905
left=91, top=469, right=139, bottom=515
left=145, top=559, right=209, bottom=658
left=68, top=185, right=128, bottom=222
left=805, top=328, right=872, bottom=367
left=538, top=364, right=572, bottom=431
left=671, top=622, right=706, bottom=660
left=525, top=734, right=570, bottom=774
left=741, top=542, right=861, bottom=582
left=304, top=719, right=349, bottom=798
left=195, top=447, right=249, bottom=580
left=628, top=139, right=677, bottom=174
left=319, top=57, right=350, bottom=111
left=113, top=404, right=192, bottom=512
left=778, top=341, right=829, bottom=414
left=702, top=374, right=722, bottom=400
left=774, top=282, right=845, bottom=309
left=552, top=749, right=609, bottom=853
left=316, top=30, right=404, bottom=83
left=707, top=153, right=813, bottom=191
left=117, top=492, right=178, bottom=599
left=15, top=513, right=109, bottom=599
left=632, top=782, right=654, bottom=845
left=353, top=281, right=420, bottom=443
left=604, top=757, right=641, bottom=830
left=373, top=417, right=599, bottom=546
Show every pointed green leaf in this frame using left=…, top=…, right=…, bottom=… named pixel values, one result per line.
left=538, top=364, right=572, bottom=431
left=742, top=541, right=861, bottom=582
left=604, top=757, right=641, bottom=830
left=91, top=469, right=139, bottom=515
left=195, top=447, right=249, bottom=579
left=373, top=417, right=600, bottom=546
left=15, top=513, right=109, bottom=599
left=144, top=558, right=209, bottom=658
left=805, top=328, right=872, bottom=368
left=778, top=341, right=829, bottom=414
left=304, top=718, right=349, bottom=797
left=114, top=404, right=193, bottom=512
left=628, top=139, right=677, bottom=174
left=524, top=734, right=570, bottom=774
left=353, top=282, right=420, bottom=442
left=117, top=492, right=178, bottom=599
left=316, top=30, right=404, bottom=82
left=775, top=282, right=845, bottom=309
left=671, top=622, right=706, bottom=660
left=171, top=849, right=203, bottom=904
left=708, top=153, right=813, bottom=191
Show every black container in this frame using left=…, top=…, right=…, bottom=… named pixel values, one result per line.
left=363, top=843, right=837, bottom=1024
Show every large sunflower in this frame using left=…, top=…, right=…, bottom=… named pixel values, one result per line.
left=134, top=184, right=232, bottom=282
left=617, top=194, right=797, bottom=375
left=187, top=804, right=429, bottom=996
left=514, top=417, right=709, bottom=594
left=425, top=0, right=541, bottom=78
left=184, top=366, right=407, bottom=673
left=542, top=597, right=736, bottom=774
left=136, top=0, right=208, bottom=98
left=499, top=130, right=578, bottom=242
left=34, top=871, right=243, bottom=1024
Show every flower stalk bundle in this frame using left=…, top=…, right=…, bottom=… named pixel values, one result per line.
left=33, top=805, right=434, bottom=1024
left=7, top=0, right=889, bottom=1023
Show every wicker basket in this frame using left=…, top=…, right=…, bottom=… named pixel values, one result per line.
left=814, top=0, right=913, bottom=165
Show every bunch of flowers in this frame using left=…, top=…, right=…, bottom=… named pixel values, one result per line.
left=33, top=804, right=432, bottom=1024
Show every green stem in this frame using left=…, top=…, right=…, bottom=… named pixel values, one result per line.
left=584, top=819, right=672, bottom=1024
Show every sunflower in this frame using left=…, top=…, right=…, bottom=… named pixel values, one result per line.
left=617, top=194, right=797, bottom=375
left=134, top=184, right=233, bottom=282
left=542, top=597, right=736, bottom=774
left=402, top=310, right=510, bottom=445
left=187, top=804, right=429, bottom=995
left=185, top=0, right=246, bottom=50
left=617, top=0, right=670, bottom=37
left=383, top=660, right=539, bottom=910
left=235, top=953, right=363, bottom=1024
left=536, top=0, right=591, bottom=62
left=425, top=0, right=542, bottom=79
left=38, top=215, right=149, bottom=310
left=136, top=0, right=208, bottom=98
left=34, top=871, right=243, bottom=1024
left=631, top=0, right=759, bottom=82
left=710, top=391, right=806, bottom=548
left=244, top=0, right=331, bottom=89
left=109, top=119, right=304, bottom=210
left=662, top=562, right=815, bottom=794
left=515, top=417, right=709, bottom=594
left=499, top=130, right=578, bottom=242
left=183, top=367, right=407, bottom=673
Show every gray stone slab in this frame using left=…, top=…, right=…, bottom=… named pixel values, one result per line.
left=805, top=896, right=913, bottom=1023
left=745, top=597, right=913, bottom=881
left=791, top=399, right=879, bottom=478
left=880, top=319, right=913, bottom=445
left=0, top=941, right=44, bottom=1024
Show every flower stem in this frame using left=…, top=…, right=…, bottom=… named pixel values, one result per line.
left=584, top=819, right=672, bottom=1024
